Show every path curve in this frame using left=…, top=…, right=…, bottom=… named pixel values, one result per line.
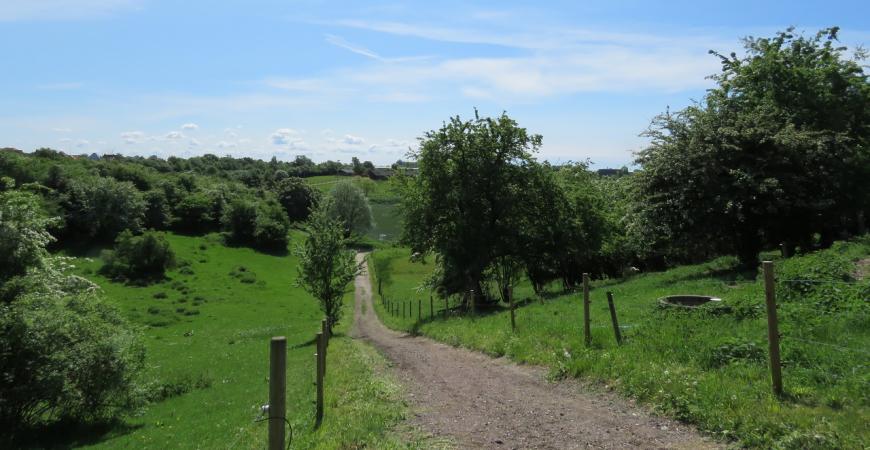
left=352, top=253, right=720, bottom=449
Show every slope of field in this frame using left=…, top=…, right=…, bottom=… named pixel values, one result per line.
left=368, top=240, right=870, bottom=448
left=47, top=232, right=410, bottom=449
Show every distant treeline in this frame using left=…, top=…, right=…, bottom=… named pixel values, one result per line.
left=0, top=148, right=326, bottom=250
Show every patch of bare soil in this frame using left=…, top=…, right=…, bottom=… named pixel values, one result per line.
left=854, top=258, right=870, bottom=280
left=352, top=253, right=722, bottom=449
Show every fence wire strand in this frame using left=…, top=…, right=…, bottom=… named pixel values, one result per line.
left=781, top=336, right=870, bottom=356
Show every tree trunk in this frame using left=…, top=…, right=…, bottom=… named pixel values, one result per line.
left=736, top=227, right=761, bottom=270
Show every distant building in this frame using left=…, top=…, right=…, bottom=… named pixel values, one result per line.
left=88, top=153, right=101, bottom=160
left=596, top=168, right=630, bottom=177
left=338, top=168, right=355, bottom=176
left=370, top=167, right=394, bottom=179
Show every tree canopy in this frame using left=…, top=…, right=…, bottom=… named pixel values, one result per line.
left=636, top=27, right=870, bottom=268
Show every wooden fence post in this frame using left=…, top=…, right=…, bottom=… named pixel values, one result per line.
left=470, top=289, right=476, bottom=316
left=430, top=294, right=434, bottom=318
left=509, top=286, right=516, bottom=331
left=268, top=336, right=286, bottom=450
left=606, top=292, right=622, bottom=345
left=444, top=297, right=448, bottom=318
left=321, top=319, right=329, bottom=375
left=583, top=273, right=591, bottom=347
left=418, top=298, right=422, bottom=320
left=315, top=332, right=324, bottom=426
left=763, top=261, right=783, bottom=396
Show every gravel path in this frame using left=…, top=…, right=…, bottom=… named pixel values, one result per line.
left=351, top=253, right=721, bottom=449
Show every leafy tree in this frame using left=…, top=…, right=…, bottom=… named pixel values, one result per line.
left=357, top=177, right=376, bottom=197
left=399, top=111, right=542, bottom=301
left=0, top=194, right=144, bottom=433
left=61, top=176, right=145, bottom=240
left=100, top=230, right=176, bottom=281
left=326, top=181, right=372, bottom=237
left=296, top=201, right=361, bottom=329
left=253, top=197, right=291, bottom=250
left=274, top=177, right=319, bottom=221
left=351, top=157, right=364, bottom=175
left=143, top=189, right=173, bottom=229
left=172, top=191, right=216, bottom=233
left=636, top=28, right=870, bottom=268
left=222, top=198, right=258, bottom=243
left=0, top=191, right=56, bottom=283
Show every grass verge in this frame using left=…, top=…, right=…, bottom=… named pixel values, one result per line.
left=368, top=238, right=870, bottom=449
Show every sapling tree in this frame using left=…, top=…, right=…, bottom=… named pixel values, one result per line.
left=296, top=200, right=361, bottom=330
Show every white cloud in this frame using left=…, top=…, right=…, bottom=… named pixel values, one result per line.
left=189, top=138, right=201, bottom=147
left=181, top=123, right=199, bottom=130
left=271, top=128, right=302, bottom=146
left=120, top=131, right=145, bottom=144
left=0, top=0, right=141, bottom=22
left=217, top=141, right=237, bottom=149
left=342, top=134, right=365, bottom=145
left=165, top=131, right=184, bottom=140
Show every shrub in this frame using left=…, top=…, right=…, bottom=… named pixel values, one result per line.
left=223, top=197, right=290, bottom=250
left=172, top=191, right=216, bottom=233
left=253, top=198, right=290, bottom=250
left=221, top=198, right=257, bottom=243
left=0, top=191, right=56, bottom=283
left=101, top=230, right=176, bottom=282
left=61, top=176, right=145, bottom=240
left=0, top=290, right=145, bottom=432
left=274, top=177, right=319, bottom=221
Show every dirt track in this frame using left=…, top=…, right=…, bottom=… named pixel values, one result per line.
left=351, top=253, right=721, bottom=449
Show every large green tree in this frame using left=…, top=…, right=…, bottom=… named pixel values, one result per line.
left=636, top=27, right=870, bottom=268
left=400, top=111, right=545, bottom=302
left=326, top=181, right=372, bottom=237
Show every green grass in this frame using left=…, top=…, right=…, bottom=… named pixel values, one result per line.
left=368, top=240, right=870, bottom=449
left=46, top=231, right=412, bottom=449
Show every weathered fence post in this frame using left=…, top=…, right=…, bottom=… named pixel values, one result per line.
left=509, top=286, right=516, bottom=331
left=268, top=336, right=286, bottom=450
left=321, top=319, right=329, bottom=375
left=763, top=261, right=783, bottom=396
left=583, top=273, right=591, bottom=347
left=606, top=292, right=622, bottom=345
left=402, top=300, right=405, bottom=318
left=418, top=298, right=422, bottom=320
left=315, top=332, right=324, bottom=426
left=444, top=296, right=448, bottom=318
left=430, top=294, right=434, bottom=318
left=470, top=289, right=476, bottom=316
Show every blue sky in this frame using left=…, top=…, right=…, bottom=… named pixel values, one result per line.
left=1, top=1, right=867, bottom=167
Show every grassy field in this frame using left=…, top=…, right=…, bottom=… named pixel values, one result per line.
left=39, top=231, right=412, bottom=449
left=369, top=239, right=870, bottom=449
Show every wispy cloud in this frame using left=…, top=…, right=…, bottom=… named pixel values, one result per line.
left=324, top=34, right=433, bottom=63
